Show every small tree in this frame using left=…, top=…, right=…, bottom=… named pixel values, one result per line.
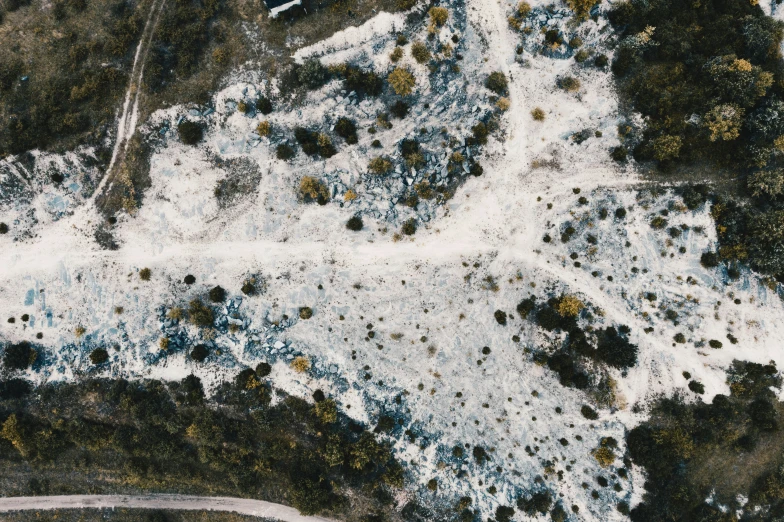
left=429, top=6, right=448, bottom=26
left=368, top=157, right=393, bottom=174
left=566, top=0, right=598, bottom=20
left=139, top=267, right=151, bottom=281
left=388, top=67, right=416, bottom=96
left=299, top=307, right=313, bottom=319
left=188, top=299, right=214, bottom=327
left=346, top=215, right=363, bottom=231
left=298, top=59, right=329, bottom=90
left=209, top=285, right=226, bottom=303
left=703, top=104, right=744, bottom=142
left=178, top=120, right=203, bottom=145
left=411, top=41, right=431, bottom=64
left=191, top=344, right=209, bottom=362
left=291, top=356, right=311, bottom=373
left=89, top=348, right=109, bottom=364
left=748, top=169, right=784, bottom=198
left=557, top=295, right=584, bottom=317
left=315, top=398, right=338, bottom=424
left=486, top=71, right=508, bottom=95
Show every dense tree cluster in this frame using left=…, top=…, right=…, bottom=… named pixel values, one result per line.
left=627, top=361, right=784, bottom=521
left=0, top=374, right=403, bottom=518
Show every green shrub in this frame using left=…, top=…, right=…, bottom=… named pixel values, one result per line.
left=368, top=157, right=393, bottom=175
left=650, top=216, right=668, bottom=229
left=276, top=143, right=296, bottom=161
left=494, top=310, right=507, bottom=325
left=299, top=307, right=313, bottom=319
left=298, top=59, right=329, bottom=90
left=256, top=96, right=273, bottom=115
left=139, top=267, right=151, bottom=281
left=558, top=76, right=581, bottom=92
left=411, top=41, right=431, bottom=63
left=190, top=344, right=209, bottom=362
left=334, top=117, right=358, bottom=143
left=581, top=405, right=599, bottom=420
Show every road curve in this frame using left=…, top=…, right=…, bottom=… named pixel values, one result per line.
left=0, top=494, right=334, bottom=522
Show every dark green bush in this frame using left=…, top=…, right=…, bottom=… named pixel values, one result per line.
left=494, top=310, right=507, bottom=325
left=595, top=326, right=638, bottom=369
left=335, top=117, right=358, bottom=143
left=0, top=376, right=402, bottom=518
left=3, top=342, right=35, bottom=370
left=700, top=251, right=720, bottom=268
left=609, top=0, right=784, bottom=168
left=688, top=380, right=705, bottom=394
left=581, top=405, right=599, bottom=420
left=256, top=361, right=272, bottom=377
left=277, top=143, right=296, bottom=161
left=485, top=71, right=508, bottom=95
left=518, top=491, right=552, bottom=515
left=495, top=506, right=515, bottom=522
left=347, top=215, right=363, bottom=231
left=178, top=120, right=203, bottom=145
left=298, top=59, right=329, bottom=90
left=390, top=100, right=409, bottom=119
left=190, top=344, right=209, bottom=362
left=209, top=285, right=226, bottom=303
left=344, top=66, right=382, bottom=97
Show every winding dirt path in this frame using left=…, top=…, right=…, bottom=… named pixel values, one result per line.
left=0, top=494, right=334, bottom=521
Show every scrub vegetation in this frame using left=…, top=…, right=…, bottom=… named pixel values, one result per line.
left=0, top=374, right=404, bottom=519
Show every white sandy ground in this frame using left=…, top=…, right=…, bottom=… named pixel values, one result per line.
left=0, top=495, right=332, bottom=522
left=2, top=0, right=784, bottom=520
